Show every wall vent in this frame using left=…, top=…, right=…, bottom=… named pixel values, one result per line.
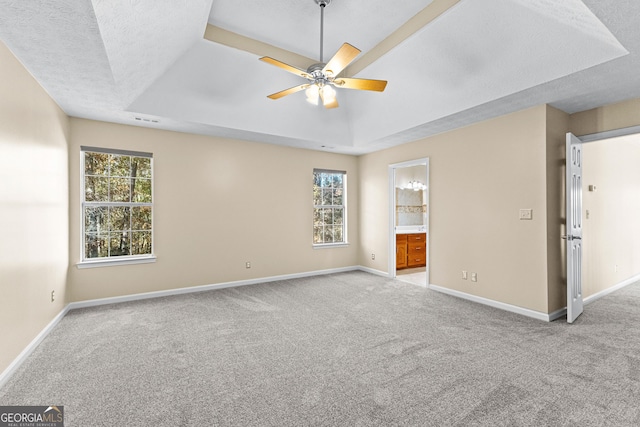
left=134, top=117, right=159, bottom=123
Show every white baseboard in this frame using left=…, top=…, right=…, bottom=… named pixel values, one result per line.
left=548, top=307, right=567, bottom=322
left=429, top=273, right=640, bottom=323
left=0, top=305, right=70, bottom=389
left=428, top=284, right=553, bottom=322
left=68, top=266, right=361, bottom=310
left=584, top=273, right=640, bottom=305
left=358, top=266, right=392, bottom=278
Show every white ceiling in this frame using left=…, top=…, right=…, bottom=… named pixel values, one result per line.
left=208, top=0, right=435, bottom=61
left=0, top=0, right=638, bottom=155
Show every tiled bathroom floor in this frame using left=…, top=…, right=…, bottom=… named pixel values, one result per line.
left=396, top=267, right=426, bottom=286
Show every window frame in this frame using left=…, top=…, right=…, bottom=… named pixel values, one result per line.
left=77, top=146, right=156, bottom=268
left=312, top=168, right=348, bottom=248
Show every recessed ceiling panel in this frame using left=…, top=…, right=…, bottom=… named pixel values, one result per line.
left=348, top=0, right=628, bottom=145
left=128, top=40, right=353, bottom=146
left=208, top=0, right=434, bottom=61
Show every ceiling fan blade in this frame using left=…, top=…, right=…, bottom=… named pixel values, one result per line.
left=260, top=57, right=311, bottom=79
left=322, top=43, right=361, bottom=77
left=334, top=77, right=387, bottom=92
left=267, top=84, right=310, bottom=100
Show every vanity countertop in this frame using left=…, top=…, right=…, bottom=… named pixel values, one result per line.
left=395, top=227, right=426, bottom=234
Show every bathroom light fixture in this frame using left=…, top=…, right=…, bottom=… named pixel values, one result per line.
left=408, top=180, right=427, bottom=191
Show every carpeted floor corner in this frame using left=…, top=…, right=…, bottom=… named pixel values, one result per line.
left=2, top=271, right=640, bottom=426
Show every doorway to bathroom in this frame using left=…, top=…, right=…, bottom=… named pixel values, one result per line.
left=389, top=158, right=429, bottom=286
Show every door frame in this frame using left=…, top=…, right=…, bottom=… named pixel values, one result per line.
left=388, top=158, right=430, bottom=286
left=578, top=124, right=640, bottom=143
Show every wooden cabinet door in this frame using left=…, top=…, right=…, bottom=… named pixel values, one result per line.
left=396, top=242, right=407, bottom=268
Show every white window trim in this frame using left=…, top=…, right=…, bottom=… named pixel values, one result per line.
left=79, top=147, right=155, bottom=266
left=312, top=242, right=350, bottom=249
left=77, top=255, right=157, bottom=269
left=313, top=169, right=347, bottom=246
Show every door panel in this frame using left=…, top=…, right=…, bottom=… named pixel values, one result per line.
left=566, top=133, right=584, bottom=323
left=396, top=236, right=407, bottom=269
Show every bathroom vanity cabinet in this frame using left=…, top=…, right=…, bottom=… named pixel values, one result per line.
left=396, top=233, right=426, bottom=269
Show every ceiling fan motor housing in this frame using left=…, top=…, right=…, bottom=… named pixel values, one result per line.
left=308, top=62, right=327, bottom=76
left=307, top=62, right=331, bottom=86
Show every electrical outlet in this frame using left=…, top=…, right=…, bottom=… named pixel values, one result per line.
left=519, top=209, right=533, bottom=220
left=615, top=264, right=618, bottom=273
left=371, top=253, right=375, bottom=260
left=51, top=290, right=55, bottom=302
left=462, top=270, right=468, bottom=280
left=471, top=273, right=477, bottom=282
left=245, top=262, right=251, bottom=269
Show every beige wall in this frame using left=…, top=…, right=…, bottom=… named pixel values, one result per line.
left=571, top=98, right=640, bottom=137
left=546, top=106, right=570, bottom=312
left=358, top=106, right=552, bottom=313
left=67, top=119, right=359, bottom=302
left=582, top=135, right=640, bottom=297
left=0, top=42, right=69, bottom=373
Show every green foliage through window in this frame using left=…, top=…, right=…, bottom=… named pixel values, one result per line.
left=313, top=170, right=346, bottom=244
left=82, top=148, right=153, bottom=260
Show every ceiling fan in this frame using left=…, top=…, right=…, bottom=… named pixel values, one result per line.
left=259, top=0, right=388, bottom=109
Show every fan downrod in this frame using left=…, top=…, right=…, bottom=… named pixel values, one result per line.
left=313, top=0, right=331, bottom=62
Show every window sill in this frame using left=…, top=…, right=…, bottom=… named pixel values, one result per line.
left=313, top=243, right=350, bottom=249
left=76, top=256, right=157, bottom=269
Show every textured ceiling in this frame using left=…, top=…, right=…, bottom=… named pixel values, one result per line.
left=0, top=0, right=638, bottom=155
left=208, top=0, right=434, bottom=61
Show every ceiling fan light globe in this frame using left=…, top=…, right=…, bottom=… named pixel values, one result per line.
left=305, top=84, right=320, bottom=105
left=306, top=84, right=319, bottom=98
left=322, top=85, right=336, bottom=102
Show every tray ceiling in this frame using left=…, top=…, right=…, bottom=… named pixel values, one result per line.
left=0, top=0, right=637, bottom=154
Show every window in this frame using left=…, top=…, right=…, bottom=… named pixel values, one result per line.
left=313, top=169, right=347, bottom=245
left=81, top=146, right=153, bottom=263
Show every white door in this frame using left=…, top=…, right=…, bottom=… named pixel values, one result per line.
left=566, top=133, right=584, bottom=323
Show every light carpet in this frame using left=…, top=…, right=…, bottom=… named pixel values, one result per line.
left=2, top=271, right=640, bottom=426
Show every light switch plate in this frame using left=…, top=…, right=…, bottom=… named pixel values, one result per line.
left=519, top=209, right=533, bottom=220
